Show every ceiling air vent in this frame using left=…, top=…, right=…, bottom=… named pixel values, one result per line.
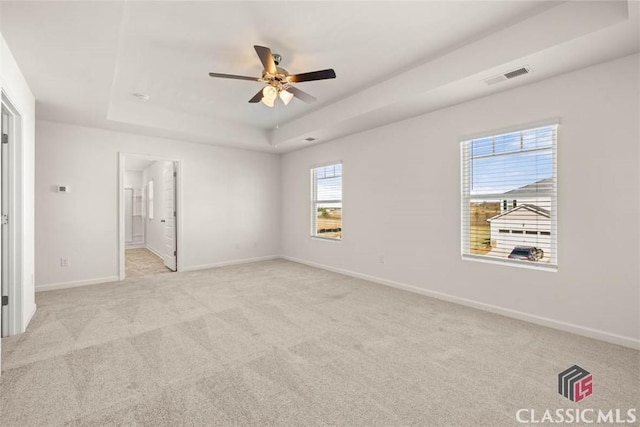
left=484, top=66, right=531, bottom=86
left=504, top=67, right=530, bottom=79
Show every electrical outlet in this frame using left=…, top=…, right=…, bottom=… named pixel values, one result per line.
left=60, top=257, right=69, bottom=267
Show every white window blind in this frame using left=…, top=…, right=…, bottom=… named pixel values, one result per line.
left=461, top=125, right=557, bottom=269
left=311, top=163, right=342, bottom=240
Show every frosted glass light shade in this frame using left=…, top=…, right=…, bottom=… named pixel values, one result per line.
left=279, top=90, right=294, bottom=105
left=261, top=86, right=277, bottom=107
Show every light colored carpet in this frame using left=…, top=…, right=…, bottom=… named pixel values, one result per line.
left=0, top=259, right=638, bottom=426
left=125, top=248, right=172, bottom=278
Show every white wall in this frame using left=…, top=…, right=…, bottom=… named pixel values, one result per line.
left=35, top=121, right=281, bottom=288
left=281, top=54, right=640, bottom=346
left=0, top=33, right=36, bottom=332
left=124, top=170, right=142, bottom=189
left=141, top=160, right=169, bottom=257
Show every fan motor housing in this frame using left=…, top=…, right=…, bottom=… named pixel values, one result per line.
left=262, top=66, right=291, bottom=90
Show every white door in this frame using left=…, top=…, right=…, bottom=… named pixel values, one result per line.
left=1, top=107, right=9, bottom=339
left=0, top=107, right=4, bottom=371
left=162, top=162, right=176, bottom=271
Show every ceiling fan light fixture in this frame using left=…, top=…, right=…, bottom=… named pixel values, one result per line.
left=279, top=89, right=294, bottom=106
left=261, top=86, right=277, bottom=107
left=209, top=45, right=336, bottom=107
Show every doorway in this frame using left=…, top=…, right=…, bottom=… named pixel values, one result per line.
left=0, top=94, right=23, bottom=341
left=119, top=154, right=181, bottom=279
left=1, top=105, right=10, bottom=337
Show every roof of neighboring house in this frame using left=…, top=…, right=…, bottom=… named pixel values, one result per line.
left=503, top=178, right=554, bottom=197
left=486, top=203, right=550, bottom=222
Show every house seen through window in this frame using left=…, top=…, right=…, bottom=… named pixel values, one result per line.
left=461, top=125, right=557, bottom=268
left=311, top=163, right=342, bottom=240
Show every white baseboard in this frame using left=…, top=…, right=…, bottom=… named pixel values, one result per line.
left=36, top=276, right=120, bottom=292
left=34, top=255, right=280, bottom=292
left=12, top=303, right=37, bottom=335
left=182, top=255, right=280, bottom=273
left=145, top=245, right=164, bottom=259
left=282, top=256, right=640, bottom=350
left=125, top=243, right=146, bottom=249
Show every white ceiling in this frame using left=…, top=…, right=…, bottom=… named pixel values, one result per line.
left=1, top=1, right=638, bottom=152
left=124, top=157, right=154, bottom=172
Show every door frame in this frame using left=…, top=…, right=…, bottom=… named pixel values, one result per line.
left=161, top=161, right=177, bottom=271
left=118, top=153, right=183, bottom=280
left=1, top=93, right=25, bottom=337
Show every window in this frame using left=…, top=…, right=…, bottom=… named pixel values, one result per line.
left=311, top=163, right=342, bottom=240
left=461, top=124, right=557, bottom=269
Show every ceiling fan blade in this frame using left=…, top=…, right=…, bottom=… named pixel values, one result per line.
left=288, top=69, right=336, bottom=83
left=248, top=89, right=263, bottom=103
left=254, top=45, right=277, bottom=74
left=287, top=86, right=317, bottom=103
left=208, top=72, right=260, bottom=81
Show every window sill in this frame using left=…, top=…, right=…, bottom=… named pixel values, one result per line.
left=311, top=236, right=342, bottom=242
left=462, top=254, right=557, bottom=272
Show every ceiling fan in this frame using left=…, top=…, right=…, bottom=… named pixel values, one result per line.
left=208, top=45, right=336, bottom=107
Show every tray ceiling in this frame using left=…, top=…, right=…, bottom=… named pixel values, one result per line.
left=1, top=1, right=637, bottom=152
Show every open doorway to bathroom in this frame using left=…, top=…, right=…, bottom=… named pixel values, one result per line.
left=1, top=94, right=24, bottom=342
left=1, top=104, right=11, bottom=339
left=120, top=155, right=180, bottom=279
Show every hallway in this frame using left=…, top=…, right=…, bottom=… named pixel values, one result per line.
left=125, top=248, right=171, bottom=278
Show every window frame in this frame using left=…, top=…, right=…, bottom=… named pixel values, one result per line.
left=310, top=161, right=343, bottom=241
left=460, top=122, right=558, bottom=271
